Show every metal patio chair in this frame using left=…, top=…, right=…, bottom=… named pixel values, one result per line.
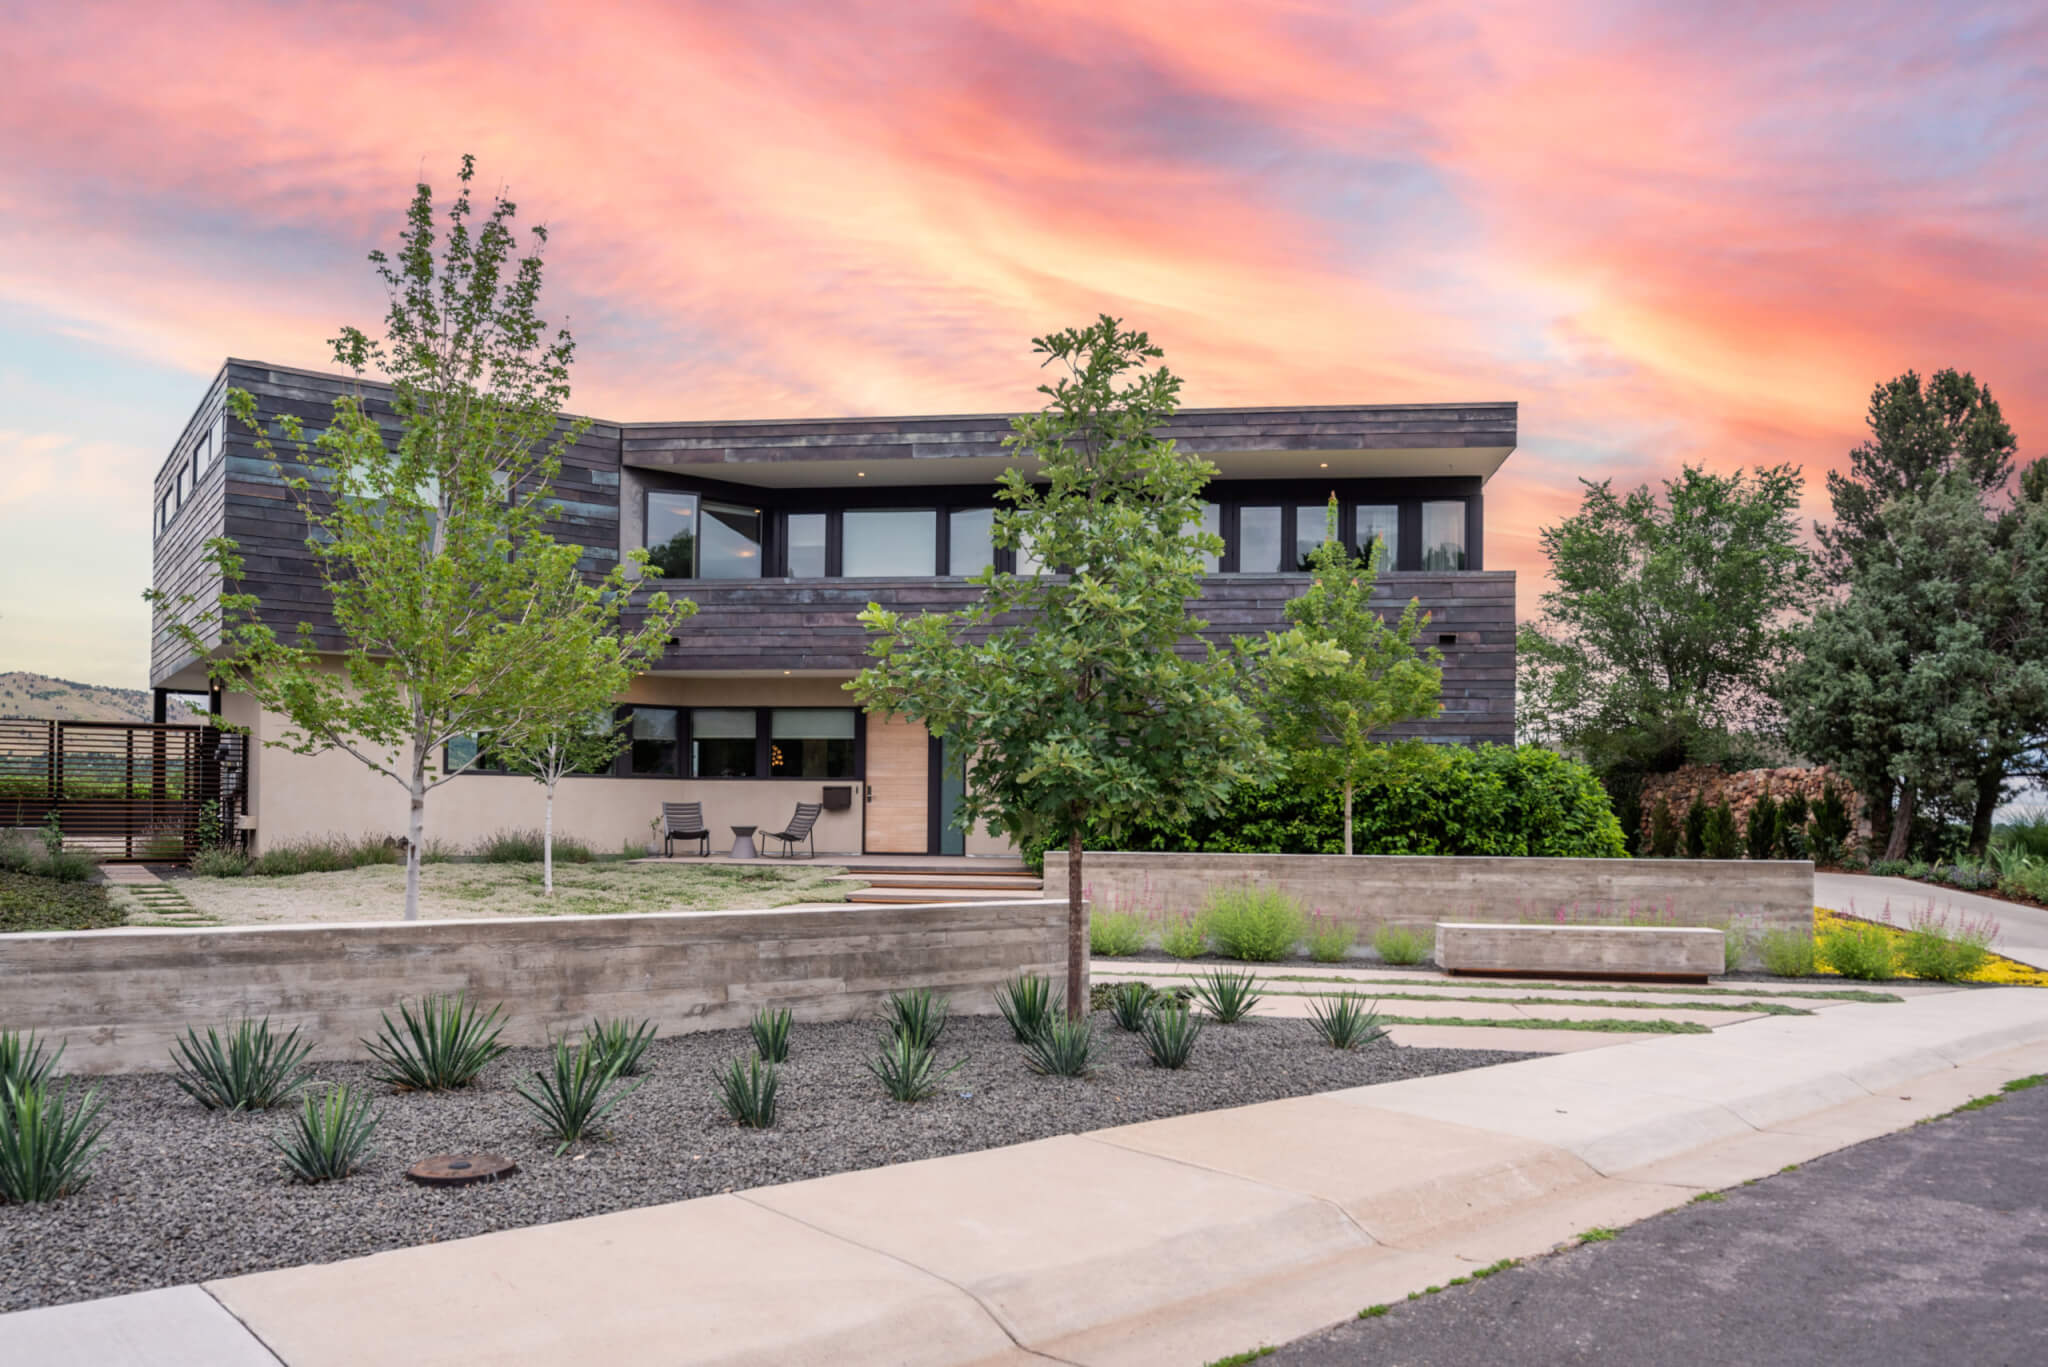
left=660, top=801, right=711, bottom=857
left=764, top=801, right=823, bottom=859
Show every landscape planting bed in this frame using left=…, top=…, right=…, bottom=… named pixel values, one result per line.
left=0, top=1014, right=1529, bottom=1312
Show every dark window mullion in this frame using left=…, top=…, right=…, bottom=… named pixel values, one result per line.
left=756, top=708, right=772, bottom=779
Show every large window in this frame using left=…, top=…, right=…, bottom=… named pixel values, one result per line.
left=843, top=509, right=936, bottom=576
left=1293, top=503, right=1342, bottom=570
left=1421, top=500, right=1468, bottom=571
left=691, top=708, right=759, bottom=777
left=770, top=709, right=856, bottom=778
left=947, top=507, right=993, bottom=577
left=700, top=502, right=763, bottom=579
left=645, top=491, right=698, bottom=578
left=628, top=707, right=681, bottom=775
left=1185, top=503, right=1221, bottom=572
left=785, top=512, right=827, bottom=577
left=1236, top=506, right=1282, bottom=572
left=1354, top=504, right=1399, bottom=571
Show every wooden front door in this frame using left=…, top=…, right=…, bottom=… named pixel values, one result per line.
left=864, top=713, right=929, bottom=853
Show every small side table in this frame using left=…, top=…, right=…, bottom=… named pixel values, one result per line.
left=729, top=825, right=759, bottom=860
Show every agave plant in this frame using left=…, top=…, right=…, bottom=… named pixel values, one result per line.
left=1191, top=968, right=1264, bottom=1024
left=170, top=1016, right=313, bottom=1111
left=867, top=1033, right=961, bottom=1102
left=0, top=1079, right=107, bottom=1203
left=516, top=1037, right=640, bottom=1155
left=881, top=989, right=949, bottom=1050
left=1107, top=981, right=1156, bottom=1032
left=1140, top=1003, right=1204, bottom=1069
left=363, top=993, right=509, bottom=1091
left=272, top=1084, right=380, bottom=1183
left=749, top=1007, right=793, bottom=1064
left=1023, top=1016, right=1097, bottom=1077
left=0, top=1030, right=62, bottom=1094
left=715, top=1056, right=779, bottom=1129
left=583, top=1017, right=658, bottom=1077
left=994, top=974, right=1060, bottom=1042
left=1307, top=994, right=1387, bottom=1051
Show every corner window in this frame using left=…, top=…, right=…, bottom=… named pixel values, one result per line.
left=700, top=502, right=763, bottom=579
left=628, top=706, right=681, bottom=776
left=770, top=709, right=856, bottom=778
left=692, top=708, right=759, bottom=777
left=175, top=464, right=191, bottom=508
left=1236, top=506, right=1282, bottom=572
left=1355, top=504, right=1400, bottom=571
left=1421, top=500, right=1468, bottom=571
left=645, top=491, right=698, bottom=578
left=843, top=509, right=936, bottom=576
left=947, top=507, right=993, bottom=577
left=785, top=512, right=827, bottom=577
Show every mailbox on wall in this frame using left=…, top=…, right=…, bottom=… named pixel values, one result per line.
left=821, top=785, right=853, bottom=811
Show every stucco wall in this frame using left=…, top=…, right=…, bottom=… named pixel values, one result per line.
left=1044, top=851, right=1814, bottom=936
left=2, top=899, right=1071, bottom=1075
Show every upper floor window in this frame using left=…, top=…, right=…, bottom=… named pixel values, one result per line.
left=1421, top=500, right=1468, bottom=571
left=843, top=509, right=936, bottom=577
left=1293, top=502, right=1344, bottom=570
left=785, top=512, right=827, bottom=577
left=645, top=491, right=697, bottom=578
left=1237, top=506, right=1282, bottom=572
left=701, top=502, right=763, bottom=579
left=1354, top=504, right=1399, bottom=571
left=948, top=507, right=994, bottom=577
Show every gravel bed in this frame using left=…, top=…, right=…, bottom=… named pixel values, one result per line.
left=0, top=1014, right=1529, bottom=1312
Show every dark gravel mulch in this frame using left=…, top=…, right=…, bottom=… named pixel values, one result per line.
left=0, top=1014, right=1529, bottom=1312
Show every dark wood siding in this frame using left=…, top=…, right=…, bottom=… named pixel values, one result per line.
left=149, top=370, right=232, bottom=684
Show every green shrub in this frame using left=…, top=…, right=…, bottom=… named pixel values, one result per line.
left=1810, top=782, right=1851, bottom=863
left=1371, top=924, right=1430, bottom=966
left=583, top=1017, right=658, bottom=1076
left=1192, top=967, right=1263, bottom=1023
left=0, top=1079, right=107, bottom=1203
left=272, top=1084, right=380, bottom=1183
left=1089, top=908, right=1147, bottom=957
left=1023, top=1016, right=1097, bottom=1077
left=1721, top=918, right=1756, bottom=974
left=40, top=848, right=98, bottom=882
left=1648, top=799, right=1678, bottom=857
left=249, top=835, right=402, bottom=877
left=1758, top=928, right=1817, bottom=977
left=190, top=846, right=252, bottom=877
left=1107, top=981, right=1155, bottom=1031
left=170, top=1017, right=313, bottom=1111
left=1683, top=800, right=1708, bottom=857
left=475, top=829, right=597, bottom=864
left=517, top=1036, right=639, bottom=1154
left=1157, top=911, right=1208, bottom=959
left=868, top=1034, right=958, bottom=1101
left=714, top=1056, right=779, bottom=1127
left=1818, top=921, right=1894, bottom=980
left=363, top=993, right=509, bottom=1091
left=1308, top=994, right=1386, bottom=1050
left=0, top=1031, right=62, bottom=1095
left=0, top=871, right=122, bottom=933
left=748, top=1007, right=793, bottom=1063
left=1745, top=794, right=1779, bottom=861
left=0, top=835, right=96, bottom=883
left=1993, top=807, right=2048, bottom=862
left=994, top=975, right=1060, bottom=1042
left=1306, top=914, right=1356, bottom=963
left=880, top=989, right=949, bottom=1050
left=1897, top=911, right=1997, bottom=983
left=2002, top=861, right=2048, bottom=903
left=1140, top=1004, right=1203, bottom=1069
left=1202, top=886, right=1306, bottom=961
left=1931, top=863, right=2000, bottom=892
left=1775, top=793, right=1810, bottom=860
left=1702, top=799, right=1739, bottom=860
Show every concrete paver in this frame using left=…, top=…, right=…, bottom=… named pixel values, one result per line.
left=0, top=1286, right=279, bottom=1367
left=1383, top=1023, right=1632, bottom=1052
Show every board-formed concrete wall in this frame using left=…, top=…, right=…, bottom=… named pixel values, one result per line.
left=1044, top=851, right=1812, bottom=938
left=0, top=899, right=1069, bottom=1075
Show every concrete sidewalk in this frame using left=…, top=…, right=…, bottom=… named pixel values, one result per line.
left=1819, top=870, right=2048, bottom=969
left=14, top=988, right=2048, bottom=1367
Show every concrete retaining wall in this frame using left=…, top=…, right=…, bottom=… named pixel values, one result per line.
left=1045, top=851, right=1813, bottom=938
left=0, top=899, right=1069, bottom=1075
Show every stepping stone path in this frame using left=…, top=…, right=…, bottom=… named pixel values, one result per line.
left=100, top=864, right=216, bottom=927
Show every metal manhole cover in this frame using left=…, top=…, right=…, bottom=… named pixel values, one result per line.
left=406, top=1153, right=519, bottom=1187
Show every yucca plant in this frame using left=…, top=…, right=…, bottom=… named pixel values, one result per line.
left=1107, top=981, right=1156, bottom=1032
left=1140, top=1004, right=1204, bottom=1069
left=1191, top=968, right=1264, bottom=1024
left=881, top=989, right=949, bottom=1050
left=715, top=1055, right=779, bottom=1128
left=1023, top=1016, right=1097, bottom=1077
left=170, top=1016, right=313, bottom=1111
left=272, top=1083, right=380, bottom=1183
left=583, top=1017, right=658, bottom=1077
left=363, top=993, right=509, bottom=1091
left=867, top=1033, right=961, bottom=1102
left=994, top=974, right=1060, bottom=1042
left=749, top=1007, right=793, bottom=1063
left=1308, top=994, right=1387, bottom=1050
left=516, top=1036, right=640, bottom=1155
left=0, top=1031, right=62, bottom=1094
left=0, top=1079, right=107, bottom=1203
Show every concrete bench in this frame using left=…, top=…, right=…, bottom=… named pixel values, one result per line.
left=1434, top=922, right=1724, bottom=982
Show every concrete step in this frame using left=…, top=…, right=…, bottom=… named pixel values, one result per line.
left=843, top=887, right=1048, bottom=905
left=831, top=872, right=1044, bottom=891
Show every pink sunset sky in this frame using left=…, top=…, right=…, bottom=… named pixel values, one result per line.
left=1, top=1, right=2042, bottom=686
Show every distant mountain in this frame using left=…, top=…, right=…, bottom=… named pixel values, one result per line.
left=0, top=672, right=205, bottom=722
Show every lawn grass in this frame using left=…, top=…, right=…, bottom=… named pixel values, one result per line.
left=174, top=859, right=855, bottom=924
left=0, top=870, right=126, bottom=932
left=1186, top=972, right=1904, bottom=1003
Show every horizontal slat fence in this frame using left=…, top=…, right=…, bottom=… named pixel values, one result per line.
left=0, top=718, right=247, bottom=863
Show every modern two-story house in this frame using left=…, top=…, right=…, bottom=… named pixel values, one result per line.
left=149, top=361, right=1517, bottom=857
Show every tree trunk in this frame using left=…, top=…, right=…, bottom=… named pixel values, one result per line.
left=1882, top=781, right=1916, bottom=862
left=1343, top=781, right=1354, bottom=857
left=1066, top=828, right=1086, bottom=1021
left=405, top=773, right=426, bottom=922
left=543, top=778, right=557, bottom=895
left=1966, top=766, right=2003, bottom=859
